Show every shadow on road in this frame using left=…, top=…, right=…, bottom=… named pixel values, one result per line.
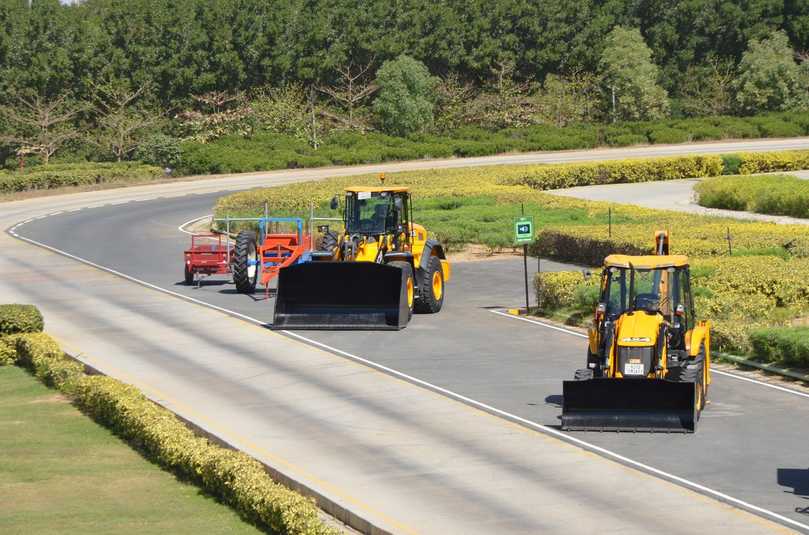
left=778, top=468, right=809, bottom=515
left=544, top=394, right=563, bottom=408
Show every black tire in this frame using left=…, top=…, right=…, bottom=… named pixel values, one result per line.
left=233, top=230, right=259, bottom=294
left=669, top=345, right=706, bottom=415
left=184, top=265, right=194, bottom=285
left=317, top=230, right=340, bottom=253
left=389, top=261, right=414, bottom=321
left=574, top=368, right=594, bottom=381
left=414, top=255, right=444, bottom=314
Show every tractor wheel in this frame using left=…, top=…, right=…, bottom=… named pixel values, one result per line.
left=317, top=229, right=340, bottom=254
left=414, top=255, right=444, bottom=314
left=184, top=265, right=194, bottom=285
left=389, top=261, right=414, bottom=320
left=670, top=345, right=706, bottom=415
left=233, top=230, right=259, bottom=294
left=574, top=368, right=594, bottom=381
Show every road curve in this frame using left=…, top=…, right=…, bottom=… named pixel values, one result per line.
left=4, top=138, right=809, bottom=533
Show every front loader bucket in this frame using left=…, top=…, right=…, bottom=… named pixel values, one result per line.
left=561, top=379, right=697, bottom=433
left=272, top=262, right=410, bottom=330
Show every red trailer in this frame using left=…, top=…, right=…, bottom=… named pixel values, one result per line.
left=183, top=232, right=232, bottom=285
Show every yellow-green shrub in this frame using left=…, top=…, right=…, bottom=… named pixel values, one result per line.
left=3, top=325, right=338, bottom=535
left=737, top=150, right=809, bottom=174
left=0, top=304, right=44, bottom=335
left=535, top=271, right=591, bottom=311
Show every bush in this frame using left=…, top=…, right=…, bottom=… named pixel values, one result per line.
left=647, top=127, right=690, bottom=144
left=0, top=163, right=162, bottom=193
left=373, top=55, right=435, bottom=136
left=749, top=327, right=809, bottom=366
left=737, top=149, right=809, bottom=174
left=2, top=328, right=339, bottom=535
left=696, top=174, right=809, bottom=218
left=721, top=154, right=742, bottom=174
left=0, top=304, right=44, bottom=335
left=134, top=133, right=182, bottom=168
left=535, top=272, right=587, bottom=310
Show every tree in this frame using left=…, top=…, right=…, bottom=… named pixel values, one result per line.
left=678, top=58, right=735, bottom=117
left=0, top=92, right=83, bottom=165
left=537, top=71, right=600, bottom=127
left=372, top=55, right=435, bottom=136
left=433, top=73, right=477, bottom=132
left=91, top=81, right=159, bottom=162
left=734, top=31, right=809, bottom=114
left=469, top=59, right=539, bottom=129
left=317, top=58, right=378, bottom=131
left=598, top=26, right=670, bottom=121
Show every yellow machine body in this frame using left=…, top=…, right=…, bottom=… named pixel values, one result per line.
left=564, top=232, right=712, bottom=433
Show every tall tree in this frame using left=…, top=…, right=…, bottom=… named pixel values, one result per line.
left=599, top=26, right=670, bottom=121
left=735, top=30, right=809, bottom=114
left=372, top=55, right=435, bottom=136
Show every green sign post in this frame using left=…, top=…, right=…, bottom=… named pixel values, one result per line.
left=514, top=211, right=535, bottom=313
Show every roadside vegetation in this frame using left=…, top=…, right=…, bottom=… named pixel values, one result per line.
left=214, top=150, right=809, bottom=363
left=0, top=305, right=339, bottom=535
left=0, top=365, right=263, bottom=535
left=695, top=174, right=809, bottom=219
left=2, top=2, right=809, bottom=183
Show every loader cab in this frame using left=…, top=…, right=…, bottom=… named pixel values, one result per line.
left=599, top=255, right=695, bottom=332
left=343, top=187, right=412, bottom=246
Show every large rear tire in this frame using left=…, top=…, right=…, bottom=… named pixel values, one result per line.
left=389, top=261, right=414, bottom=321
left=574, top=368, right=594, bottom=381
left=414, top=255, right=444, bottom=314
left=317, top=230, right=340, bottom=254
left=233, top=230, right=259, bottom=294
left=669, top=344, right=706, bottom=416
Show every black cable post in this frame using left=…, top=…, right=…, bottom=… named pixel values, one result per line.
left=522, top=203, right=529, bottom=313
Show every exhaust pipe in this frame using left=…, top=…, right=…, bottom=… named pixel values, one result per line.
left=562, top=379, right=697, bottom=433
left=272, top=262, right=410, bottom=330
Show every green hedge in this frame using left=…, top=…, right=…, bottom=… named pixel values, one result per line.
left=749, top=327, right=809, bottom=367
left=0, top=306, right=338, bottom=535
left=179, top=111, right=809, bottom=176
left=0, top=163, right=163, bottom=194
left=695, top=174, right=809, bottom=218
left=532, top=231, right=647, bottom=266
left=0, top=304, right=44, bottom=335
left=500, top=155, right=723, bottom=190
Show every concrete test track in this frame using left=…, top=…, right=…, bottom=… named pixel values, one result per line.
left=4, top=139, right=809, bottom=534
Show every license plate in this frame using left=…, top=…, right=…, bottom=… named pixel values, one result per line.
left=624, top=362, right=645, bottom=376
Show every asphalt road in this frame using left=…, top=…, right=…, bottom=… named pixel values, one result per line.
left=16, top=189, right=809, bottom=531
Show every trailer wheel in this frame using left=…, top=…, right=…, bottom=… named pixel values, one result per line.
left=184, top=265, right=194, bottom=285
left=389, top=261, right=414, bottom=321
left=414, top=255, right=444, bottom=314
left=670, top=345, right=706, bottom=415
left=233, top=230, right=259, bottom=294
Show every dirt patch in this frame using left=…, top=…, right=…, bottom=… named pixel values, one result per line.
left=28, top=393, right=70, bottom=404
left=447, top=244, right=524, bottom=263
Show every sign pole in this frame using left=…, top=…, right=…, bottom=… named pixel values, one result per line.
left=513, top=208, right=535, bottom=314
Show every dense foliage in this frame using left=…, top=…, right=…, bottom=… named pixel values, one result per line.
left=696, top=174, right=809, bottom=218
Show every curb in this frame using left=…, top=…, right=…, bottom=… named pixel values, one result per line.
left=714, top=352, right=809, bottom=383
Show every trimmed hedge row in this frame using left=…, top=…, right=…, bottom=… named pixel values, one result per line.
left=0, top=304, right=44, bottom=335
left=0, top=163, right=163, bottom=194
left=0, top=306, right=338, bottom=535
left=533, top=231, right=647, bottom=266
left=695, top=174, right=809, bottom=219
left=749, top=327, right=809, bottom=367
left=499, top=155, right=723, bottom=190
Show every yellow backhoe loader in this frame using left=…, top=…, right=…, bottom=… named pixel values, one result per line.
left=272, top=183, right=450, bottom=330
left=561, top=232, right=711, bottom=432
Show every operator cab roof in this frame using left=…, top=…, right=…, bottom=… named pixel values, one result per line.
left=604, top=254, right=689, bottom=269
left=345, top=186, right=410, bottom=193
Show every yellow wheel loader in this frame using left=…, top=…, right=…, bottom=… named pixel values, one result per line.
left=561, top=232, right=711, bottom=433
left=272, top=184, right=451, bottom=330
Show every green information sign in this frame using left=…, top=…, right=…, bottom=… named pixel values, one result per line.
left=514, top=215, right=534, bottom=244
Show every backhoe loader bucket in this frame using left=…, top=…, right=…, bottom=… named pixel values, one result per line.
left=272, top=262, right=410, bottom=330
left=561, top=379, right=697, bottom=433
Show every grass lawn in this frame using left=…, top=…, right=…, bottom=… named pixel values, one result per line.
left=0, top=366, right=263, bottom=535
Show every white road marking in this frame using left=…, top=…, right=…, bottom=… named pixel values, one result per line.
left=178, top=214, right=214, bottom=235
left=7, top=222, right=809, bottom=533
left=490, top=309, right=809, bottom=400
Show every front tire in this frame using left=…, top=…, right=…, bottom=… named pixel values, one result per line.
left=670, top=345, right=706, bottom=416
left=574, top=368, right=594, bottom=381
left=414, top=255, right=444, bottom=314
left=389, top=261, right=414, bottom=321
left=233, top=230, right=259, bottom=294
left=184, top=265, right=194, bottom=285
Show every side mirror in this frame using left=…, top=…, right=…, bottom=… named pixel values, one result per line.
left=329, top=195, right=339, bottom=210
